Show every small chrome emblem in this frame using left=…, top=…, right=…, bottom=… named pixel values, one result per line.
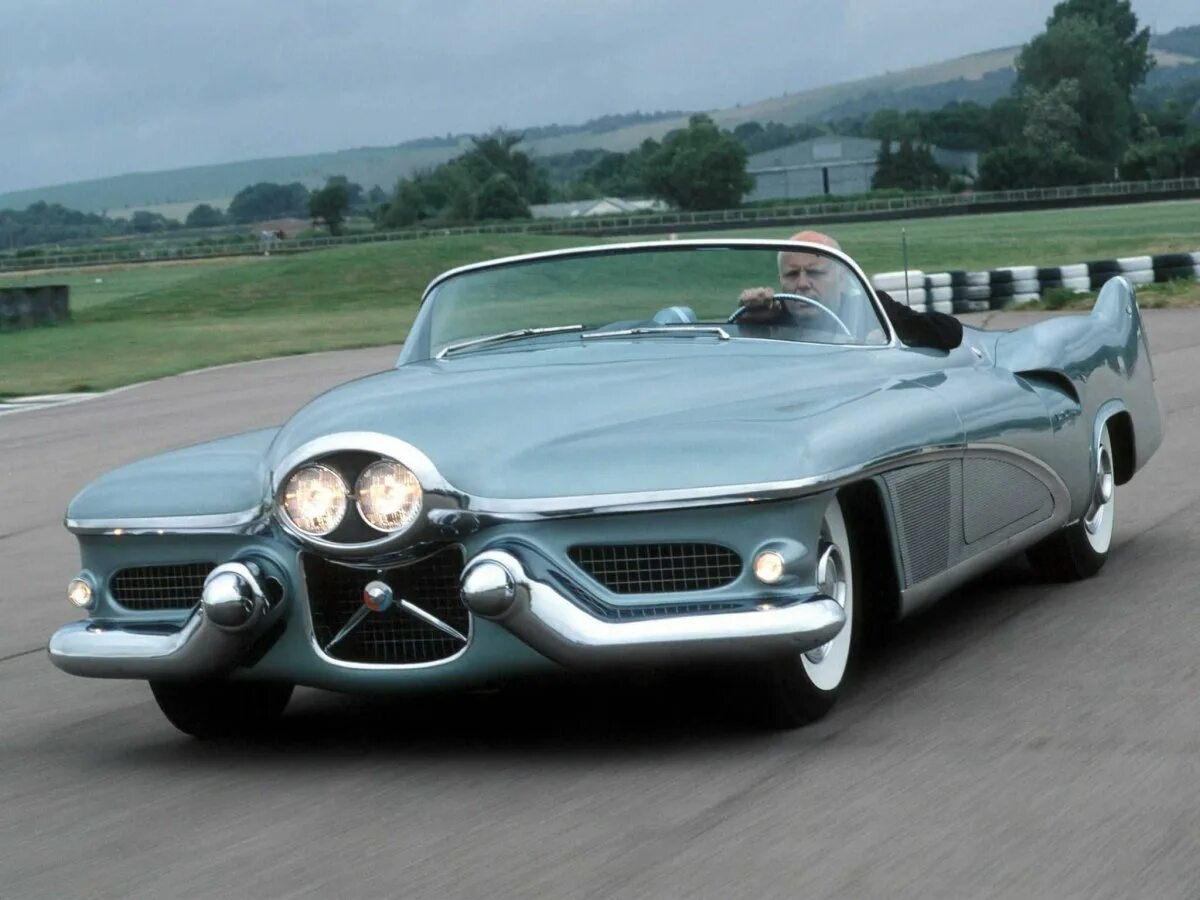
left=324, top=578, right=466, bottom=654
left=362, top=580, right=394, bottom=612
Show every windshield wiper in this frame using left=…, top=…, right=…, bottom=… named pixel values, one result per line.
left=436, top=324, right=586, bottom=359
left=580, top=325, right=730, bottom=342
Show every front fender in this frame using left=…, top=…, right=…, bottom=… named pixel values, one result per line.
left=66, top=427, right=278, bottom=531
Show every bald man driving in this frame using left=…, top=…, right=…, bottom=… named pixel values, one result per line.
left=738, top=230, right=962, bottom=350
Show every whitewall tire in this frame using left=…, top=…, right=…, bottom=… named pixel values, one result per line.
left=752, top=493, right=858, bottom=727
left=1028, top=422, right=1116, bottom=581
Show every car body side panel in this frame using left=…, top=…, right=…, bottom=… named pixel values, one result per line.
left=993, top=277, right=1163, bottom=515
left=879, top=446, right=1070, bottom=618
left=880, top=279, right=1161, bottom=617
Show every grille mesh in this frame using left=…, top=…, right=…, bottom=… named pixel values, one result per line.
left=568, top=543, right=742, bottom=594
left=304, top=549, right=468, bottom=665
left=110, top=562, right=216, bottom=611
left=889, top=463, right=953, bottom=586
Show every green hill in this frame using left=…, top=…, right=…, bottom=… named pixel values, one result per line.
left=2, top=34, right=1195, bottom=217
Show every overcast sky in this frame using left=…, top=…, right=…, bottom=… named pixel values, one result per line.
left=1, top=0, right=1195, bottom=193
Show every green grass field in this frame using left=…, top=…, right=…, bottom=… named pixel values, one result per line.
left=2, top=200, right=1198, bottom=396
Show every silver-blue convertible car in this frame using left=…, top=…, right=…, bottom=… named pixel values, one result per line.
left=49, top=240, right=1163, bottom=735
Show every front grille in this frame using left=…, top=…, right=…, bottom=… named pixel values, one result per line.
left=303, top=549, right=468, bottom=665
left=110, top=562, right=216, bottom=611
left=568, top=543, right=742, bottom=594
left=545, top=570, right=748, bottom=621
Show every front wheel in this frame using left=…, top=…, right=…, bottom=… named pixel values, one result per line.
left=1027, top=423, right=1116, bottom=581
left=150, top=680, right=294, bottom=739
left=750, top=494, right=858, bottom=728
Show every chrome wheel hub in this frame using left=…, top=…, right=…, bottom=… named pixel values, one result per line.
left=805, top=544, right=847, bottom=664
left=1085, top=444, right=1115, bottom=535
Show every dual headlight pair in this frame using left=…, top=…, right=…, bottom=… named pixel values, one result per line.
left=281, top=459, right=422, bottom=537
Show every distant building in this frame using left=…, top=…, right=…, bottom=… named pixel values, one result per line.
left=746, top=136, right=979, bottom=201
left=530, top=197, right=668, bottom=219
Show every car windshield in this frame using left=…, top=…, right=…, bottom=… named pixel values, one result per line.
left=405, top=243, right=889, bottom=361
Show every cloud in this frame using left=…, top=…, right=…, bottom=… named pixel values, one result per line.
left=0, top=0, right=1195, bottom=193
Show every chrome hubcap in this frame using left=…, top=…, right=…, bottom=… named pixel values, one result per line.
left=1085, top=444, right=1115, bottom=535
left=805, top=544, right=847, bottom=664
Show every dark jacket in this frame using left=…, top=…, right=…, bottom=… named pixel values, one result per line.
left=876, top=290, right=963, bottom=350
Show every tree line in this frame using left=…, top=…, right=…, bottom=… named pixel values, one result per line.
left=4, top=1, right=1199, bottom=253
left=861, top=5, right=1200, bottom=189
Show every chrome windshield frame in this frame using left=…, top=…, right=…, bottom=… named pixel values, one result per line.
left=401, top=239, right=898, bottom=364
left=579, top=325, right=731, bottom=342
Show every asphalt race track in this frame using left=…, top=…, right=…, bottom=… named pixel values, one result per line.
left=3, top=312, right=1198, bottom=899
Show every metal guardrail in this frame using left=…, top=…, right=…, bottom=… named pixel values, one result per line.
left=2, top=177, right=1198, bottom=274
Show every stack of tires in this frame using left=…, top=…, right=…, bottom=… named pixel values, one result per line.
left=1151, top=252, right=1200, bottom=283
left=927, top=272, right=992, bottom=313
left=988, top=267, right=1041, bottom=308
left=1035, top=264, right=1091, bottom=294
left=885, top=249, right=1200, bottom=313
left=871, top=271, right=927, bottom=311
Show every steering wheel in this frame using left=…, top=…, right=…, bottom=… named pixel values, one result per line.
left=727, top=292, right=854, bottom=338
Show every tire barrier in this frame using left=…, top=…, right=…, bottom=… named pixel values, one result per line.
left=0, top=285, right=70, bottom=331
left=877, top=248, right=1200, bottom=314
left=873, top=271, right=928, bottom=311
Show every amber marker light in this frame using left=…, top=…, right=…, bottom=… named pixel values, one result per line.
left=752, top=550, right=785, bottom=585
left=67, top=577, right=94, bottom=609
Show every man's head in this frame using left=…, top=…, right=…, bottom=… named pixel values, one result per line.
left=778, top=230, right=842, bottom=302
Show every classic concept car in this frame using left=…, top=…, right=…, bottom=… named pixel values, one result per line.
left=49, top=240, right=1162, bottom=736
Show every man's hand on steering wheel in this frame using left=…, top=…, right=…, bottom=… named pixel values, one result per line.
left=729, top=290, right=854, bottom=338
left=734, top=287, right=787, bottom=323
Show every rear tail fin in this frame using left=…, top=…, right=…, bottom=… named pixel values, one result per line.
left=1092, top=275, right=1137, bottom=327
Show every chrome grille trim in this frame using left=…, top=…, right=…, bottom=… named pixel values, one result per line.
left=303, top=548, right=470, bottom=665
left=568, top=543, right=742, bottom=594
left=110, top=562, right=216, bottom=611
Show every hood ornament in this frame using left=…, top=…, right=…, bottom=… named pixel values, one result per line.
left=324, top=579, right=467, bottom=653
left=363, top=580, right=394, bottom=612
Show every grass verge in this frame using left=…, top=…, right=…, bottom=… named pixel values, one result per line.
left=1037, top=276, right=1200, bottom=311
left=1, top=200, right=1198, bottom=396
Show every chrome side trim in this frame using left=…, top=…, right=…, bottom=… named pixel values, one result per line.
left=464, top=550, right=846, bottom=665
left=463, top=443, right=1033, bottom=520
left=418, top=239, right=898, bottom=349
left=65, top=505, right=268, bottom=536
left=66, top=441, right=1071, bottom=540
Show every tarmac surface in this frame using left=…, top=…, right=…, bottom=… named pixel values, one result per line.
left=1, top=312, right=1197, bottom=899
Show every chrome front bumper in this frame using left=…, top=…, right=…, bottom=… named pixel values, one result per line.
left=461, top=550, right=846, bottom=666
left=48, top=561, right=278, bottom=680
left=48, top=549, right=846, bottom=681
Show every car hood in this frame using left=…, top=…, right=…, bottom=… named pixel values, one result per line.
left=268, top=342, right=962, bottom=499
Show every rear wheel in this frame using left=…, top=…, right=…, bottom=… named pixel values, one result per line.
left=751, top=494, right=858, bottom=728
left=150, top=680, right=293, bottom=739
left=1027, top=423, right=1116, bottom=581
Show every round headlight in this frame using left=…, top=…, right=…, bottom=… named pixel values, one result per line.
left=356, top=460, right=423, bottom=533
left=67, top=576, right=95, bottom=609
left=753, top=550, right=786, bottom=585
left=282, top=465, right=348, bottom=535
